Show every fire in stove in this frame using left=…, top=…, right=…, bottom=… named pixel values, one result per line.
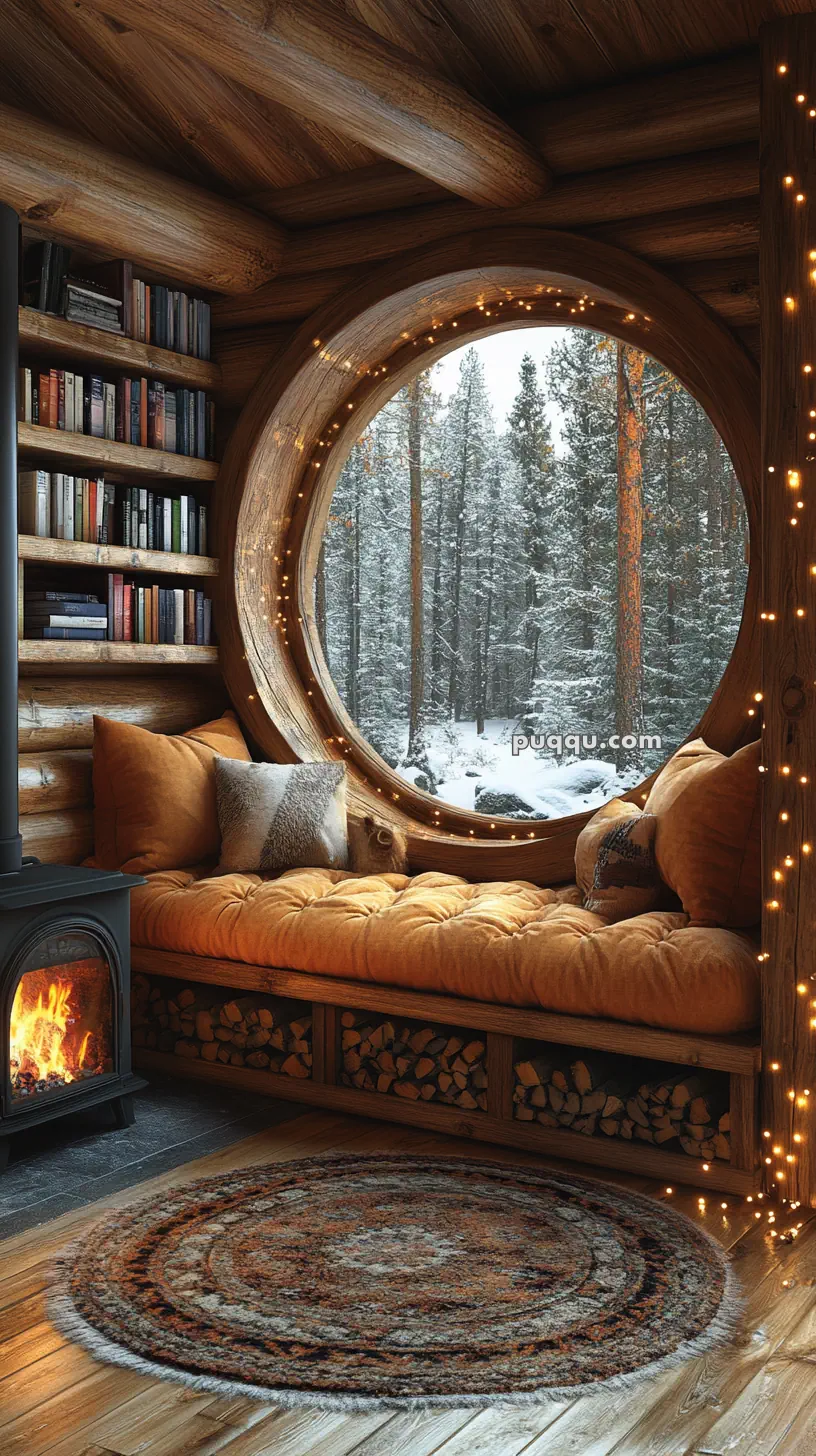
left=10, top=958, right=113, bottom=1099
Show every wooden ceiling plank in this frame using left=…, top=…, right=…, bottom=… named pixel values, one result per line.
left=275, top=143, right=757, bottom=276
left=0, top=0, right=187, bottom=176
left=434, top=0, right=610, bottom=99
left=77, top=0, right=551, bottom=207
left=343, top=0, right=500, bottom=105
left=0, top=102, right=286, bottom=292
left=37, top=0, right=355, bottom=194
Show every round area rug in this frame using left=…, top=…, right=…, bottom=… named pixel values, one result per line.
left=50, top=1153, right=741, bottom=1411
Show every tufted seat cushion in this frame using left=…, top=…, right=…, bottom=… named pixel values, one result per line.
left=131, top=866, right=760, bottom=1037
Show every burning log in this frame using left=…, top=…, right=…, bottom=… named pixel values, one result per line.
left=339, top=1011, right=487, bottom=1110
left=131, top=974, right=312, bottom=1079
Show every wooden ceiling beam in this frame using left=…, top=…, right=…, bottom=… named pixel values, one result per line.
left=0, top=103, right=286, bottom=292
left=77, top=0, right=550, bottom=208
left=249, top=50, right=759, bottom=227
left=274, top=144, right=757, bottom=276
left=516, top=49, right=759, bottom=173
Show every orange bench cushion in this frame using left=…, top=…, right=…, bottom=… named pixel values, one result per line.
left=131, top=867, right=760, bottom=1037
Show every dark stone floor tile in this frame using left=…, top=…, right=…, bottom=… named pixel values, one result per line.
left=0, top=1191, right=89, bottom=1241
left=0, top=1072, right=305, bottom=1241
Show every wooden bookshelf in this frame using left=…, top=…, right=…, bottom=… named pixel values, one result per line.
left=18, top=641, right=219, bottom=666
left=18, top=535, right=219, bottom=577
left=17, top=423, right=219, bottom=482
left=18, top=307, right=222, bottom=392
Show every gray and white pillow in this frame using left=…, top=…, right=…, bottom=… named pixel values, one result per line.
left=214, top=758, right=348, bottom=873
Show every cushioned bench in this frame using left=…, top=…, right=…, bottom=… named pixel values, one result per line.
left=131, top=865, right=760, bottom=1038
left=90, top=709, right=763, bottom=1193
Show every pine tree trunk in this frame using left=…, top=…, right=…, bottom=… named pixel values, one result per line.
left=406, top=376, right=425, bottom=757
left=615, top=343, right=645, bottom=773
left=448, top=383, right=471, bottom=721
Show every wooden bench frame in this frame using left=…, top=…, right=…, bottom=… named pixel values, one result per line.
left=132, top=947, right=762, bottom=1195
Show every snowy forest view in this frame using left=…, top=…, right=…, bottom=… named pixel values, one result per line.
left=316, top=327, right=749, bottom=821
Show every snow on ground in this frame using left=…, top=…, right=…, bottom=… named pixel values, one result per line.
left=390, top=719, right=640, bottom=818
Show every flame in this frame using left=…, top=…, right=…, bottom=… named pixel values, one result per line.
left=10, top=977, right=90, bottom=1085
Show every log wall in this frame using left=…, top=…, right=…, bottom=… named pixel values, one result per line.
left=18, top=669, right=226, bottom=863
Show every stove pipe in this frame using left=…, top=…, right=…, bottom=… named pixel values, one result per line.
left=0, top=203, right=22, bottom=877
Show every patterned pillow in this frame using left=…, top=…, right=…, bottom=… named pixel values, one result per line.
left=575, top=799, right=664, bottom=922
left=215, top=758, right=348, bottom=873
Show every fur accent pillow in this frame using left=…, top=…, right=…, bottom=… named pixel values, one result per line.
left=215, top=759, right=348, bottom=873
left=575, top=799, right=663, bottom=922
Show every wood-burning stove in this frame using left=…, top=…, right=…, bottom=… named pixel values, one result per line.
left=0, top=866, right=145, bottom=1165
left=0, top=203, right=144, bottom=1166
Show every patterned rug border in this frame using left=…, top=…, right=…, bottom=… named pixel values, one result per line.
left=48, top=1153, right=746, bottom=1413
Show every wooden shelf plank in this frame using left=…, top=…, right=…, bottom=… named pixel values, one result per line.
left=18, top=534, right=219, bottom=577
left=17, top=423, right=219, bottom=482
left=18, top=641, right=218, bottom=665
left=18, top=306, right=222, bottom=391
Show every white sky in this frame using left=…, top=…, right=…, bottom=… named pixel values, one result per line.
left=431, top=326, right=572, bottom=449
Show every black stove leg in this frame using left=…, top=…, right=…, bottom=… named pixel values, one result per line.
left=110, top=1095, right=135, bottom=1129
left=0, top=1138, right=10, bottom=1171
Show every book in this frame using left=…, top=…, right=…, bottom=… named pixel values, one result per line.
left=103, top=383, right=116, bottom=441
left=17, top=368, right=32, bottom=423
left=26, top=627, right=107, bottom=641
left=26, top=613, right=108, bottom=628
left=89, top=377, right=104, bottom=438
left=18, top=470, right=50, bottom=537
left=26, top=591, right=99, bottom=602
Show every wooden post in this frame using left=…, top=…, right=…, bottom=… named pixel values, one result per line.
left=729, top=1072, right=758, bottom=1174
left=486, top=1032, right=515, bottom=1121
left=760, top=16, right=816, bottom=1207
left=311, top=1003, right=339, bottom=1086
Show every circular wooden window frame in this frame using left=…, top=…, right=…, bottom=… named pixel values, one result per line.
left=217, top=227, right=760, bottom=881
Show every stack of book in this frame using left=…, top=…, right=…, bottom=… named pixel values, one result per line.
left=132, top=279, right=211, bottom=360
left=18, top=366, right=216, bottom=459
left=63, top=276, right=123, bottom=334
left=24, top=591, right=107, bottom=641
left=106, top=575, right=213, bottom=644
left=18, top=470, right=209, bottom=554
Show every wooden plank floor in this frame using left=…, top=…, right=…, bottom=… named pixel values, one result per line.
left=1, top=1108, right=815, bottom=1456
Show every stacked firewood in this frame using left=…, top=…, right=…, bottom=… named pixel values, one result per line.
left=514, top=1050, right=730, bottom=1161
left=340, top=1011, right=487, bottom=1110
left=131, top=974, right=312, bottom=1079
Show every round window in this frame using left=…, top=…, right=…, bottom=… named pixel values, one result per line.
left=316, top=326, right=749, bottom=822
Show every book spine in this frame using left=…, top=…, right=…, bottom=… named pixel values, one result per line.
left=89, top=376, right=104, bottom=438
left=104, top=382, right=115, bottom=441
left=49, top=369, right=58, bottom=430
left=139, top=487, right=148, bottom=550
left=123, top=582, right=133, bottom=642
left=64, top=474, right=74, bottom=541
left=173, top=588, right=184, bottom=645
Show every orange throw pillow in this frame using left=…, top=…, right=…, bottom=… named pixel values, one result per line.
left=89, top=710, right=251, bottom=874
left=645, top=737, right=761, bottom=927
